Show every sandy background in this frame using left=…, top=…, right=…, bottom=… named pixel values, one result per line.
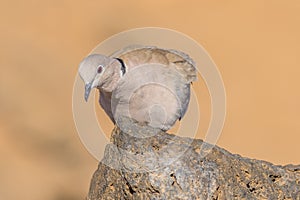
left=1, top=0, right=300, bottom=199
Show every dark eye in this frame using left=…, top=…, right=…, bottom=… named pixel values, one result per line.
left=97, top=65, right=103, bottom=73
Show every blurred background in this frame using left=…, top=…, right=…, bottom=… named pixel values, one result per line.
left=1, top=0, right=300, bottom=199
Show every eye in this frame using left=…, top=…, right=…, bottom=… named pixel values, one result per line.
left=97, top=65, right=103, bottom=73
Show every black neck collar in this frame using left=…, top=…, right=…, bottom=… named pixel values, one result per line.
left=115, top=58, right=126, bottom=75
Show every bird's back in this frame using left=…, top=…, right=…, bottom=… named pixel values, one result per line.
left=110, top=46, right=197, bottom=83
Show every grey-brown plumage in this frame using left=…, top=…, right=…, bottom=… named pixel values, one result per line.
left=78, top=45, right=197, bottom=130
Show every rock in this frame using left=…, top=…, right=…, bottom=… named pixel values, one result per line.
left=87, top=117, right=300, bottom=200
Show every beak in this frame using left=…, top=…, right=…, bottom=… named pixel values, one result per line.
left=84, top=82, right=92, bottom=102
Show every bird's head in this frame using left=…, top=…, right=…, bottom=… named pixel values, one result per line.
left=78, top=54, right=125, bottom=101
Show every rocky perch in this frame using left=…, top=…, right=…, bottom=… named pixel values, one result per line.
left=87, top=118, right=300, bottom=200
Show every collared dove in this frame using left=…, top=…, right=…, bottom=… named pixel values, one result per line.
left=78, top=45, right=197, bottom=130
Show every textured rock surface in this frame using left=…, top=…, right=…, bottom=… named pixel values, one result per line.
left=87, top=118, right=300, bottom=200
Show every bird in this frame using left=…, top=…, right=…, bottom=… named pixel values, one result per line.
left=78, top=45, right=197, bottom=131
